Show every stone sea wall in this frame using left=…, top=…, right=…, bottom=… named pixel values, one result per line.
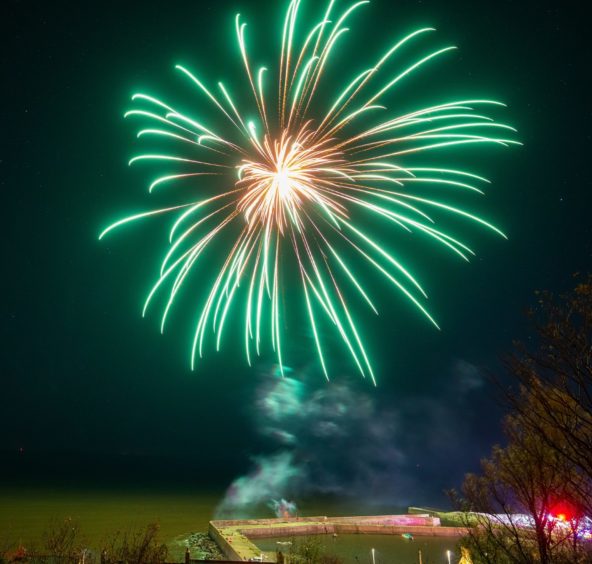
left=209, top=514, right=468, bottom=561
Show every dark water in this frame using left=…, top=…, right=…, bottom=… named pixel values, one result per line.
left=0, top=451, right=224, bottom=558
left=255, top=535, right=456, bottom=564
left=0, top=487, right=459, bottom=562
left=0, top=453, right=458, bottom=561
left=0, top=486, right=221, bottom=559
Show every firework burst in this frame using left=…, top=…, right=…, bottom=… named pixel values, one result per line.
left=100, top=0, right=520, bottom=383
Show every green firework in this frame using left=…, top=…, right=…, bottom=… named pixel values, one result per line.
left=100, top=0, right=520, bottom=383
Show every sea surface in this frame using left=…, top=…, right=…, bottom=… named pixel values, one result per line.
left=0, top=485, right=457, bottom=563
left=0, top=486, right=221, bottom=558
left=0, top=451, right=457, bottom=562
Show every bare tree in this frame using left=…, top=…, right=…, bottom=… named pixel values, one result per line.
left=455, top=406, right=587, bottom=564
left=451, top=276, right=592, bottom=563
left=506, top=275, right=592, bottom=514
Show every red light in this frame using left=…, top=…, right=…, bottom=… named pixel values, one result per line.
left=549, top=499, right=579, bottom=522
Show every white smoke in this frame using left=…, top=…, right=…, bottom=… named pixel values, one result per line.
left=215, top=451, right=302, bottom=518
left=215, top=370, right=411, bottom=518
left=268, top=498, right=298, bottom=518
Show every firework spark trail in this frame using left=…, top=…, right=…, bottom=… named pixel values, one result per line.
left=100, top=0, right=520, bottom=383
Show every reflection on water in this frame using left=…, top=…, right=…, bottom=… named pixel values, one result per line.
left=255, top=534, right=457, bottom=564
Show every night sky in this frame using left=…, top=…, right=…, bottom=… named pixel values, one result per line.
left=2, top=0, right=591, bottom=505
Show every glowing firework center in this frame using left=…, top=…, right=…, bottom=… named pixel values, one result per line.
left=238, top=131, right=346, bottom=234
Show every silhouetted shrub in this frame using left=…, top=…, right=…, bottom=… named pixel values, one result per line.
left=100, top=523, right=167, bottom=564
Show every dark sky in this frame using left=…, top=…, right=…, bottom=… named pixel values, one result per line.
left=2, top=0, right=590, bottom=503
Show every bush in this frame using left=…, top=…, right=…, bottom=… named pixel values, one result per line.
left=43, top=518, right=85, bottom=560
left=286, top=537, right=344, bottom=564
left=100, top=522, right=168, bottom=564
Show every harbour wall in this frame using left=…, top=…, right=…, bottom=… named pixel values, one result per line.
left=209, top=515, right=468, bottom=561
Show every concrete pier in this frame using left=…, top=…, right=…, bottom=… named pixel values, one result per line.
left=209, top=514, right=468, bottom=561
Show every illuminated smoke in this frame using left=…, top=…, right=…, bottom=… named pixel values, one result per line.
left=215, top=369, right=411, bottom=518
left=215, top=451, right=301, bottom=518
left=268, top=499, right=298, bottom=518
